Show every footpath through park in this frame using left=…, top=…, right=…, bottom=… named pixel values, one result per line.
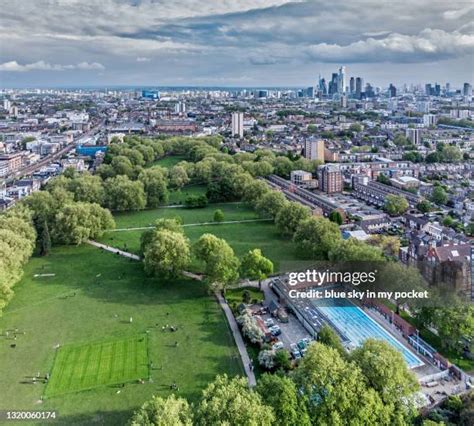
left=87, top=240, right=257, bottom=387
left=108, top=218, right=272, bottom=232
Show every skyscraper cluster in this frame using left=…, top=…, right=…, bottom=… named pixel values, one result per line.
left=318, top=66, right=367, bottom=100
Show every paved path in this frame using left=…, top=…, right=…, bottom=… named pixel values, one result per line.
left=109, top=218, right=272, bottom=232
left=217, top=293, right=257, bottom=387
left=87, top=239, right=256, bottom=386
left=87, top=240, right=141, bottom=260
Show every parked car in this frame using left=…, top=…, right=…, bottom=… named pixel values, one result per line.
left=269, top=325, right=281, bottom=336
left=272, top=341, right=284, bottom=351
left=291, top=349, right=301, bottom=360
left=264, top=318, right=275, bottom=327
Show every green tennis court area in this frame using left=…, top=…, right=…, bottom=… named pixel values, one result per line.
left=45, top=334, right=149, bottom=397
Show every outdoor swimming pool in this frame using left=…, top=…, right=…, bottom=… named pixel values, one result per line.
left=311, top=298, right=424, bottom=369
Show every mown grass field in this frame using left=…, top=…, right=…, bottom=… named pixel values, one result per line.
left=45, top=334, right=149, bottom=398
left=150, top=155, right=187, bottom=169
left=100, top=203, right=306, bottom=273
left=0, top=246, right=243, bottom=424
left=112, top=202, right=258, bottom=229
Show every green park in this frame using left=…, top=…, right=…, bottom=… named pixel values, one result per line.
left=1, top=136, right=473, bottom=425
left=0, top=244, right=243, bottom=423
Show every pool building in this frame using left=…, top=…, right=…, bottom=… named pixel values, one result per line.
left=271, top=277, right=424, bottom=369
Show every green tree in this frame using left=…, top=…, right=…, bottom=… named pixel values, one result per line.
left=0, top=229, right=34, bottom=268
left=425, top=152, right=442, bottom=163
left=255, top=192, right=288, bottom=219
left=256, top=374, right=310, bottom=426
left=144, top=230, right=190, bottom=278
left=417, top=199, right=432, bottom=213
left=384, top=194, right=409, bottom=216
left=68, top=174, right=105, bottom=204
left=367, top=235, right=401, bottom=258
left=0, top=212, right=36, bottom=248
left=432, top=302, right=474, bottom=353
left=138, top=168, right=169, bottom=207
left=394, top=134, right=410, bottom=146
left=275, top=202, right=311, bottom=237
left=39, top=218, right=51, bottom=256
left=293, top=216, right=342, bottom=259
left=169, top=165, right=190, bottom=189
left=104, top=175, right=147, bottom=211
left=293, top=343, right=389, bottom=425
left=441, top=145, right=462, bottom=162
left=351, top=339, right=420, bottom=424
left=243, top=160, right=274, bottom=177
left=184, top=194, right=208, bottom=208
left=349, top=123, right=363, bottom=132
left=53, top=202, right=115, bottom=245
left=328, top=210, right=343, bottom=225
left=242, top=180, right=270, bottom=207
left=272, top=156, right=293, bottom=178
left=195, top=374, right=274, bottom=426
left=240, top=249, right=273, bottom=289
left=273, top=349, right=291, bottom=371
left=329, top=238, right=384, bottom=261
left=194, top=234, right=239, bottom=292
left=139, top=218, right=183, bottom=256
left=317, top=324, right=346, bottom=356
left=376, top=174, right=391, bottom=185
left=21, top=190, right=56, bottom=223
left=431, top=186, right=448, bottom=205
left=213, top=209, right=225, bottom=223
left=110, top=155, right=134, bottom=177
left=130, top=394, right=193, bottom=426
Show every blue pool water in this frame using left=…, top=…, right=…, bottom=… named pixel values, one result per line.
left=310, top=298, right=424, bottom=369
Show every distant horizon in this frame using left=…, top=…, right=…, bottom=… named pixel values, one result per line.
left=1, top=81, right=471, bottom=91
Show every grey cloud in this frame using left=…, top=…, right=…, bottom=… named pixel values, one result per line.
left=0, top=0, right=473, bottom=86
left=0, top=60, right=105, bottom=72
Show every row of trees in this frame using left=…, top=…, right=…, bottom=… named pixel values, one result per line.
left=131, top=338, right=420, bottom=426
left=140, top=219, right=273, bottom=292
left=0, top=206, right=36, bottom=316
left=91, top=135, right=322, bottom=211
left=21, top=188, right=115, bottom=246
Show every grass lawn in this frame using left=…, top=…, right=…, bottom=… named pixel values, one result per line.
left=0, top=245, right=243, bottom=424
left=45, top=334, right=149, bottom=398
left=167, top=184, right=207, bottom=205
left=150, top=155, right=187, bottom=169
left=226, top=287, right=264, bottom=307
left=100, top=220, right=304, bottom=273
left=112, top=202, right=258, bottom=229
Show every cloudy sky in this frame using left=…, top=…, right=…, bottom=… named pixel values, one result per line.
left=0, top=0, right=473, bottom=88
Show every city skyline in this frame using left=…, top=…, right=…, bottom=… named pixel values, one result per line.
left=0, top=0, right=473, bottom=88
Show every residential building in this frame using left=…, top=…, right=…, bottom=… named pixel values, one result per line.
left=318, top=164, right=343, bottom=194
left=406, top=128, right=422, bottom=145
left=231, top=112, right=244, bottom=138
left=304, top=139, right=325, bottom=162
